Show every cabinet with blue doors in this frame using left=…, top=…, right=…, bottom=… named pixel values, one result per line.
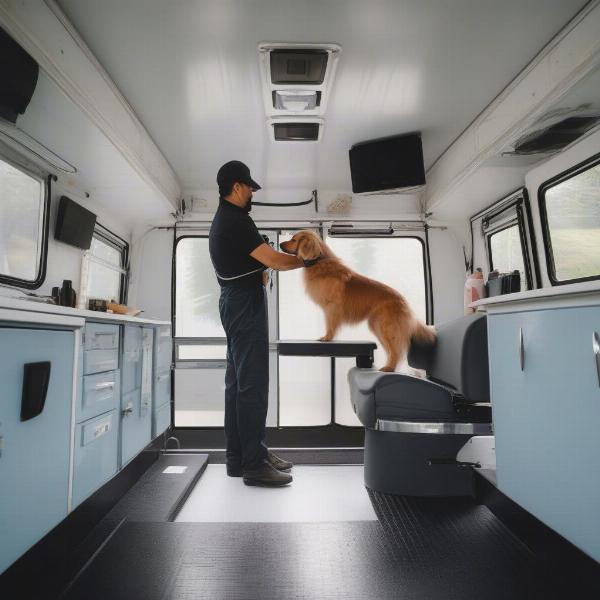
left=72, top=322, right=120, bottom=508
left=120, top=325, right=153, bottom=465
left=488, top=303, right=600, bottom=562
left=152, top=325, right=172, bottom=437
left=0, top=327, right=74, bottom=574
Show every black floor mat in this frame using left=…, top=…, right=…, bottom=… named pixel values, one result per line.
left=59, top=500, right=583, bottom=600
left=368, top=489, right=599, bottom=598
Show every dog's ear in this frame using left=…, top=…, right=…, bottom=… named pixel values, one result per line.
left=297, top=234, right=321, bottom=260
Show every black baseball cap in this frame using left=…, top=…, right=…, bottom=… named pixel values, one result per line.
left=216, top=160, right=261, bottom=191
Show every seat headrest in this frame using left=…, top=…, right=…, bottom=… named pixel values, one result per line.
left=408, top=313, right=489, bottom=403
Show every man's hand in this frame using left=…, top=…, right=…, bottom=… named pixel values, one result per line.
left=251, top=243, right=303, bottom=271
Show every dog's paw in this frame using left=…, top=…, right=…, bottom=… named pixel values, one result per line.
left=379, top=366, right=395, bottom=372
left=318, top=336, right=333, bottom=342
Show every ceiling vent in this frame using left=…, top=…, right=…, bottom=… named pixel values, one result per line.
left=258, top=42, right=341, bottom=140
left=502, top=105, right=600, bottom=158
left=512, top=115, right=600, bottom=154
left=270, top=49, right=329, bottom=85
left=267, top=117, right=324, bottom=142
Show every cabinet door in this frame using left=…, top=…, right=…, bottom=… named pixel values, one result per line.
left=489, top=306, right=600, bottom=561
left=0, top=328, right=74, bottom=574
left=120, top=387, right=152, bottom=466
left=121, top=325, right=142, bottom=394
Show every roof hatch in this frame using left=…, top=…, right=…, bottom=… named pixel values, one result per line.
left=259, top=42, right=341, bottom=141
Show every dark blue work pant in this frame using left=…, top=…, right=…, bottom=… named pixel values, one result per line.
left=219, top=283, right=269, bottom=469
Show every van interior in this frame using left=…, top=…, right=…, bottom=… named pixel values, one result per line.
left=1, top=1, right=600, bottom=598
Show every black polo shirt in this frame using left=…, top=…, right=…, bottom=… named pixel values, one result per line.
left=208, top=198, right=265, bottom=287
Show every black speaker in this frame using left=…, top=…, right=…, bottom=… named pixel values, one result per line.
left=55, top=196, right=97, bottom=250
left=0, top=27, right=39, bottom=123
left=349, top=133, right=425, bottom=193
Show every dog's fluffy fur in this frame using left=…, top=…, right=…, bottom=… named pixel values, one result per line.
left=281, top=230, right=436, bottom=372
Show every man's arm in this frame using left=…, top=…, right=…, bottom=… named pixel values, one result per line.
left=250, top=243, right=303, bottom=271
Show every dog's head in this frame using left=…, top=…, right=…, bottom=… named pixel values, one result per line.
left=280, top=230, right=323, bottom=260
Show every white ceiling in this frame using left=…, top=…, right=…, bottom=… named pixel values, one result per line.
left=56, top=0, right=588, bottom=200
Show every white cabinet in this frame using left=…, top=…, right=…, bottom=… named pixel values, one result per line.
left=0, top=328, right=74, bottom=574
left=120, top=325, right=153, bottom=465
left=488, top=305, right=600, bottom=562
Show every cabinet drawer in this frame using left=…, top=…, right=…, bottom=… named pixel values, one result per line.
left=84, top=323, right=119, bottom=351
left=73, top=411, right=118, bottom=508
left=79, top=370, right=120, bottom=423
left=153, top=400, right=171, bottom=438
left=83, top=348, right=119, bottom=375
left=154, top=369, right=171, bottom=410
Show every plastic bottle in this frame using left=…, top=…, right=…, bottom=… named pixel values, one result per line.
left=464, top=268, right=485, bottom=315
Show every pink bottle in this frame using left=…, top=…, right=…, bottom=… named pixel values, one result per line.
left=464, top=268, right=485, bottom=315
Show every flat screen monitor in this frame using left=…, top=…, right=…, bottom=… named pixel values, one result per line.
left=349, top=133, right=425, bottom=193
left=54, top=196, right=96, bottom=250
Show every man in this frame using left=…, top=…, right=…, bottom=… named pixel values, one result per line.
left=209, top=160, right=303, bottom=487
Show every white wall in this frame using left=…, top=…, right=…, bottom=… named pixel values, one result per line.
left=463, top=127, right=600, bottom=292
left=128, top=228, right=173, bottom=321
left=428, top=225, right=467, bottom=324
left=525, top=128, right=600, bottom=287
left=38, top=177, right=131, bottom=299
left=0, top=165, right=131, bottom=301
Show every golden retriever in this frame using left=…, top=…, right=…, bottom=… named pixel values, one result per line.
left=281, top=230, right=435, bottom=372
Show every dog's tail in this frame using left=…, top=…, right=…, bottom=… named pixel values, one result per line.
left=411, top=320, right=436, bottom=346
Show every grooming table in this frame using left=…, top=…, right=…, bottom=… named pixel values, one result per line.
left=277, top=340, right=377, bottom=368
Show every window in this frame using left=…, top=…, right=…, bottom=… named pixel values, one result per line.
left=0, top=156, right=48, bottom=288
left=174, top=237, right=224, bottom=339
left=481, top=192, right=534, bottom=290
left=81, top=225, right=128, bottom=306
left=487, top=224, right=529, bottom=290
left=540, top=154, right=600, bottom=284
left=277, top=232, right=427, bottom=427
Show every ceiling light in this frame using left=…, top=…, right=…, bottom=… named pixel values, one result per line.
left=274, top=90, right=320, bottom=111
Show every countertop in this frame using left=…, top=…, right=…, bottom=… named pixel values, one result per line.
left=470, top=280, right=600, bottom=311
left=0, top=295, right=171, bottom=327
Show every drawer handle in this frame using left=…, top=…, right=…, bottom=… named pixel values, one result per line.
left=519, top=328, right=525, bottom=371
left=122, top=406, right=134, bottom=417
left=594, top=332, right=600, bottom=388
left=94, top=382, right=115, bottom=391
left=93, top=422, right=111, bottom=439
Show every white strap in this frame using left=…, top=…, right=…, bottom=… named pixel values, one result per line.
left=215, top=267, right=264, bottom=281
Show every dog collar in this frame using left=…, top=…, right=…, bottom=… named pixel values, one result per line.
left=303, top=256, right=323, bottom=267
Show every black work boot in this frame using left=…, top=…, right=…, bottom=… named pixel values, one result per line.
left=243, top=459, right=293, bottom=487
left=226, top=463, right=243, bottom=477
left=267, top=450, right=293, bottom=472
